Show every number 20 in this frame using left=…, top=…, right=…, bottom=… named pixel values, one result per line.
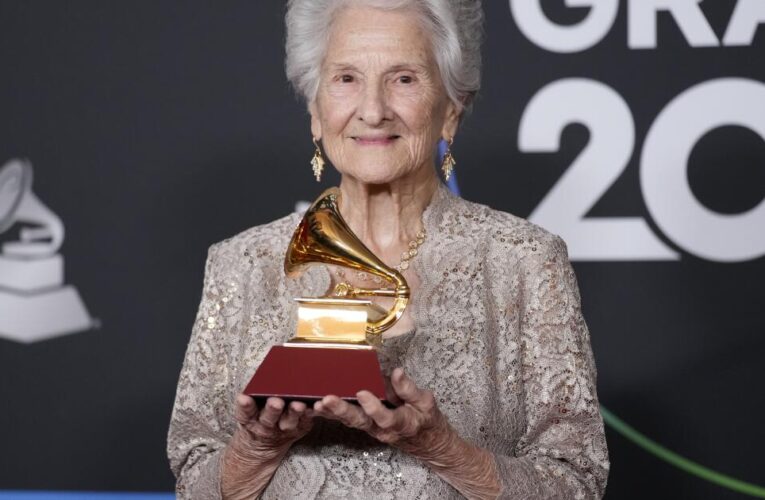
left=519, top=78, right=765, bottom=263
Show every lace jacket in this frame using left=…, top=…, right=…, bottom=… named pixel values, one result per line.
left=167, top=184, right=609, bottom=499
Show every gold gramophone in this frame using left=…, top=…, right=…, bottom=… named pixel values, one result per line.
left=244, top=188, right=410, bottom=404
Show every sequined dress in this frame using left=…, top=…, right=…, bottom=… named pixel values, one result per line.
left=167, top=184, right=609, bottom=499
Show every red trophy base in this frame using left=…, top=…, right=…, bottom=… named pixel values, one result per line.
left=244, top=345, right=389, bottom=406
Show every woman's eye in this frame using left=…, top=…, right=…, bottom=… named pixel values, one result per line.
left=398, top=75, right=414, bottom=84
left=340, top=74, right=354, bottom=83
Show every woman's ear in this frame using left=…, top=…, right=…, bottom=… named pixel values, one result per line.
left=309, top=101, right=322, bottom=140
left=441, top=99, right=461, bottom=140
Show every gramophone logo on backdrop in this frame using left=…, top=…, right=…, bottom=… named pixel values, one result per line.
left=0, top=158, right=93, bottom=343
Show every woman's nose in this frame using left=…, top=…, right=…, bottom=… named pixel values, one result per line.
left=357, top=82, right=390, bottom=125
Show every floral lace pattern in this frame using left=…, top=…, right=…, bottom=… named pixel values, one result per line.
left=167, top=184, right=609, bottom=499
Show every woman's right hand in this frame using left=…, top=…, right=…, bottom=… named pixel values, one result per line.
left=230, top=396, right=314, bottom=460
left=222, top=396, right=313, bottom=499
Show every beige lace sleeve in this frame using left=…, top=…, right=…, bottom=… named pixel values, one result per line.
left=494, top=236, right=608, bottom=499
left=167, top=243, right=236, bottom=500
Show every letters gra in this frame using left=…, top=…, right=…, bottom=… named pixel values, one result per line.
left=509, top=0, right=765, bottom=53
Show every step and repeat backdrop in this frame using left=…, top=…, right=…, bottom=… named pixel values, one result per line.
left=1, top=1, right=763, bottom=498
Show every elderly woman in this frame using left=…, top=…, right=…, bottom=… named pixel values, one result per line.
left=167, top=0, right=609, bottom=498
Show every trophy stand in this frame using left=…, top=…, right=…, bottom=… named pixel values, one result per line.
left=0, top=254, right=93, bottom=343
left=245, top=297, right=390, bottom=404
left=244, top=188, right=409, bottom=406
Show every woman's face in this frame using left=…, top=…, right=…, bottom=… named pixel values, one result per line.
left=310, top=7, right=460, bottom=185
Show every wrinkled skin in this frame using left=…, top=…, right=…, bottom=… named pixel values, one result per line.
left=313, top=368, right=447, bottom=449
left=310, top=6, right=459, bottom=186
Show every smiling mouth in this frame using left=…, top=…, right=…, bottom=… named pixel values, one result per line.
left=352, top=135, right=400, bottom=145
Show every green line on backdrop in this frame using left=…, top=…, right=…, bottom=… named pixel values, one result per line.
left=600, top=406, right=765, bottom=498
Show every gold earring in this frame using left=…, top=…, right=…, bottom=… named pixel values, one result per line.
left=310, top=137, right=325, bottom=182
left=441, top=138, right=455, bottom=181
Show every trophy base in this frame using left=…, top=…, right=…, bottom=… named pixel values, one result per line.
left=244, top=344, right=390, bottom=407
left=0, top=285, right=93, bottom=343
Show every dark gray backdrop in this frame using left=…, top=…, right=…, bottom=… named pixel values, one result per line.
left=0, top=1, right=763, bottom=498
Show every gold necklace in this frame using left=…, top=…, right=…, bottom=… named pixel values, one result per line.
left=335, top=226, right=427, bottom=286
left=394, top=227, right=426, bottom=272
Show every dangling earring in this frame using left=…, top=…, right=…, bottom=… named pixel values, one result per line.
left=310, top=137, right=325, bottom=182
left=441, top=138, right=455, bottom=181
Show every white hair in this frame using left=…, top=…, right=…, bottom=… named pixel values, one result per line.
left=285, top=0, right=483, bottom=113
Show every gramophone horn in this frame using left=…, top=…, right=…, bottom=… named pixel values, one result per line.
left=0, top=159, right=31, bottom=232
left=0, top=158, right=65, bottom=257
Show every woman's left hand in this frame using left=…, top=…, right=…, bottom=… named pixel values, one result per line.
left=313, top=367, right=450, bottom=454
left=315, top=367, right=501, bottom=498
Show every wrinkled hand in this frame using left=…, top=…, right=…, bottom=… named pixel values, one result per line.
left=222, top=397, right=314, bottom=499
left=313, top=368, right=450, bottom=454
left=230, top=396, right=314, bottom=461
